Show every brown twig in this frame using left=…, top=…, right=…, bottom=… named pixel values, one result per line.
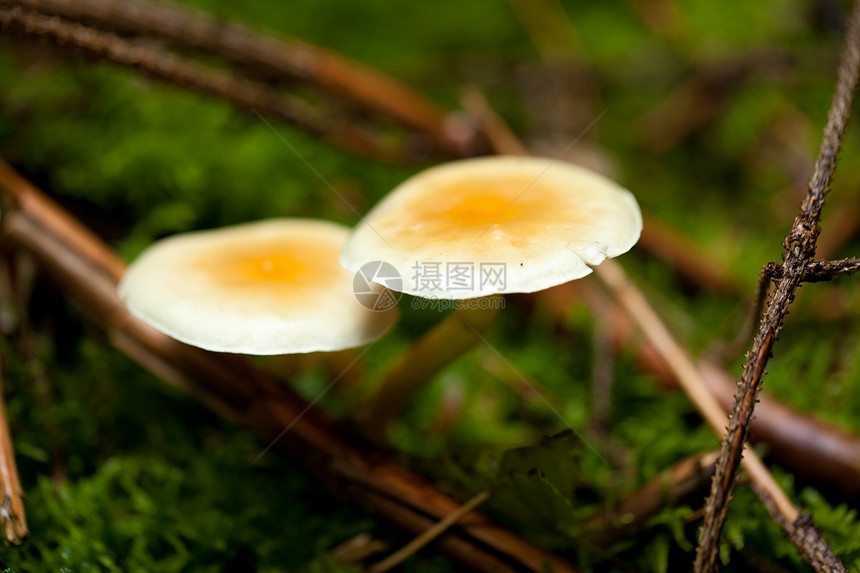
left=753, top=484, right=847, bottom=573
left=0, top=0, right=483, bottom=158
left=345, top=486, right=523, bottom=573
left=0, top=7, right=411, bottom=163
left=0, top=355, right=27, bottom=544
left=369, top=491, right=491, bottom=573
left=713, top=256, right=860, bottom=363
left=0, top=159, right=577, bottom=572
left=765, top=257, right=860, bottom=282
left=694, top=2, right=860, bottom=571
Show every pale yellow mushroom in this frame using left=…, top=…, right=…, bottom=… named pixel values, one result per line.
left=341, top=155, right=642, bottom=299
left=341, top=156, right=642, bottom=440
left=119, top=219, right=397, bottom=355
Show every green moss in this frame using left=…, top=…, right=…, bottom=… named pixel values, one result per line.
left=2, top=0, right=860, bottom=571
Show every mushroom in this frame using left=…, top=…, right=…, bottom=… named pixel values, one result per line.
left=341, top=155, right=641, bottom=299
left=119, top=218, right=398, bottom=355
left=340, top=155, right=641, bottom=439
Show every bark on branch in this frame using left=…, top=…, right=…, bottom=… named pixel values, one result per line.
left=0, top=6, right=412, bottom=162
left=694, top=3, right=860, bottom=571
left=765, top=257, right=860, bottom=282
left=0, top=0, right=484, bottom=158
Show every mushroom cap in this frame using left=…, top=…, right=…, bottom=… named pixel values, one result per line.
left=119, top=219, right=398, bottom=354
left=340, top=156, right=642, bottom=299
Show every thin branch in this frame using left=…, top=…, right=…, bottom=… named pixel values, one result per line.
left=0, top=7, right=409, bottom=163
left=0, top=356, right=27, bottom=545
left=695, top=2, right=860, bottom=571
left=766, top=257, right=860, bottom=282
left=753, top=483, right=847, bottom=573
left=0, top=0, right=483, bottom=158
left=369, top=491, right=491, bottom=573
left=345, top=487, right=523, bottom=573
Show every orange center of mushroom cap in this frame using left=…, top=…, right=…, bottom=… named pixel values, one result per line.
left=234, top=253, right=306, bottom=282
left=407, top=175, right=575, bottom=235
left=194, top=239, right=337, bottom=293
left=439, top=193, right=514, bottom=227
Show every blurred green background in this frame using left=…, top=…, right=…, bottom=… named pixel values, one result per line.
left=1, top=0, right=860, bottom=571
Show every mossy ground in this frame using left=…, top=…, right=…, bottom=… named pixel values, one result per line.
left=1, top=1, right=860, bottom=571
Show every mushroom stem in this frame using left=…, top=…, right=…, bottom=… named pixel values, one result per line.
left=356, top=297, right=501, bottom=442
